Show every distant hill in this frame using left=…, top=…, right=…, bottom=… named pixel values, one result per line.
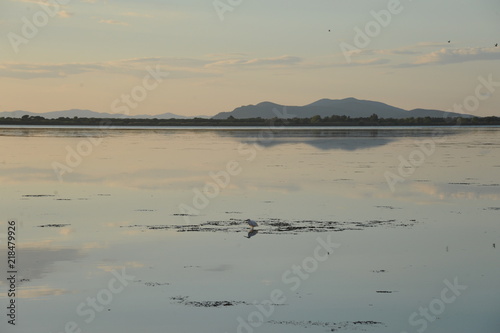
left=212, top=98, right=473, bottom=119
left=0, top=109, right=209, bottom=119
left=1, top=98, right=474, bottom=120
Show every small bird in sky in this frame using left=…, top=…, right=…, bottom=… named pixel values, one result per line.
left=448, top=40, right=451, bottom=43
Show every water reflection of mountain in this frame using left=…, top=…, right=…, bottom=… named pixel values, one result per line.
left=218, top=128, right=466, bottom=151
left=247, top=137, right=395, bottom=151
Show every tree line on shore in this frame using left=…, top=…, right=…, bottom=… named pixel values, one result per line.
left=1, top=114, right=499, bottom=126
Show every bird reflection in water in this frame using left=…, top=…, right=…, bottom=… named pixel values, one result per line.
left=244, top=219, right=258, bottom=239
left=246, top=229, right=258, bottom=239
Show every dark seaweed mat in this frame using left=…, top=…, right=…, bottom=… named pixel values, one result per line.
left=144, top=282, right=169, bottom=287
left=267, top=319, right=385, bottom=332
left=170, top=296, right=249, bottom=308
left=121, top=218, right=417, bottom=234
left=37, top=224, right=70, bottom=228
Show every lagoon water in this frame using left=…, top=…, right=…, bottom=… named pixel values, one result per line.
left=0, top=126, right=499, bottom=333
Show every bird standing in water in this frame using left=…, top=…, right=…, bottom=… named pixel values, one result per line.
left=245, top=219, right=258, bottom=230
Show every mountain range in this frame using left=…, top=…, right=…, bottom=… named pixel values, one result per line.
left=0, top=109, right=208, bottom=120
left=0, top=98, right=474, bottom=120
left=212, top=98, right=473, bottom=119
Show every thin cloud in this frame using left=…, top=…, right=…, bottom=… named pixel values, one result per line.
left=205, top=52, right=248, bottom=59
left=402, top=47, right=500, bottom=67
left=354, top=49, right=420, bottom=57
left=120, top=12, right=153, bottom=18
left=245, top=55, right=302, bottom=66
left=9, top=0, right=59, bottom=6
left=0, top=57, right=218, bottom=80
left=99, top=19, right=129, bottom=26
left=118, top=10, right=191, bottom=21
left=0, top=55, right=307, bottom=81
left=306, top=57, right=391, bottom=69
left=57, top=10, right=73, bottom=18
left=340, top=58, right=391, bottom=67
left=340, top=42, right=461, bottom=64
left=206, top=55, right=303, bottom=68
left=119, top=57, right=209, bottom=68
left=344, top=44, right=500, bottom=68
left=9, top=0, right=73, bottom=19
left=383, top=49, right=421, bottom=55
left=9, top=0, right=72, bottom=15
left=0, top=62, right=106, bottom=79
left=415, top=41, right=451, bottom=48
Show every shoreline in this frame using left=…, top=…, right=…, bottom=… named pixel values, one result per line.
left=1, top=114, right=499, bottom=128
left=1, top=124, right=500, bottom=130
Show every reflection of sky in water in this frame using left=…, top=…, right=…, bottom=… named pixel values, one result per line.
left=0, top=127, right=499, bottom=332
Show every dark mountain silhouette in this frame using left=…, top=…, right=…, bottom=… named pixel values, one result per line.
left=1, top=98, right=474, bottom=120
left=0, top=109, right=209, bottom=119
left=212, top=98, right=473, bottom=119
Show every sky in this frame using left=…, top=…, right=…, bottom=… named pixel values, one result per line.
left=0, top=0, right=499, bottom=117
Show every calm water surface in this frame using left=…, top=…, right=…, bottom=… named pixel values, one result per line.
left=0, top=126, right=499, bottom=333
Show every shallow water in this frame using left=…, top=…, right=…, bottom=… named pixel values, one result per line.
left=0, top=126, right=499, bottom=333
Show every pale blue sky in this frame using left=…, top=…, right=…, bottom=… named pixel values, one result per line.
left=0, top=0, right=499, bottom=116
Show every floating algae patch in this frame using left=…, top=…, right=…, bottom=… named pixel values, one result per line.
left=267, top=319, right=385, bottom=332
left=170, top=296, right=249, bottom=308
left=37, top=224, right=71, bottom=228
left=375, top=206, right=401, bottom=210
left=141, top=281, right=170, bottom=287
left=122, top=218, right=418, bottom=234
left=135, top=280, right=169, bottom=287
